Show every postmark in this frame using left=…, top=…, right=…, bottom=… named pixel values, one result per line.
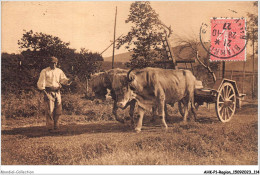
left=200, top=18, right=247, bottom=61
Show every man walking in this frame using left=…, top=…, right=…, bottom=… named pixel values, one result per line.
left=37, top=56, right=71, bottom=132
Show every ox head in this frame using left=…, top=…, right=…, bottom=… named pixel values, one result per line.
left=112, top=73, right=135, bottom=109
left=89, top=72, right=110, bottom=100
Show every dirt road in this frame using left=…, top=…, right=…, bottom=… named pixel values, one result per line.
left=1, top=101, right=258, bottom=165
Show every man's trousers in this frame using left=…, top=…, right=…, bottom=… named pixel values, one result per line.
left=44, top=90, right=62, bottom=130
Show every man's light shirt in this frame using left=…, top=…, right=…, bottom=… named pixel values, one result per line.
left=37, top=67, right=69, bottom=90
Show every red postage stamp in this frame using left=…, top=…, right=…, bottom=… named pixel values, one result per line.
left=210, top=18, right=247, bottom=61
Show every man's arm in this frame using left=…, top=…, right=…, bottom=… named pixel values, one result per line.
left=37, top=70, right=46, bottom=90
left=60, top=70, right=72, bottom=86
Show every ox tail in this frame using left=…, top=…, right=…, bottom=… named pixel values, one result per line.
left=127, top=68, right=135, bottom=82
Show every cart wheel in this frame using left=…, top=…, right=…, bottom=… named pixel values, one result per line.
left=215, top=82, right=236, bottom=122
left=178, top=101, right=199, bottom=117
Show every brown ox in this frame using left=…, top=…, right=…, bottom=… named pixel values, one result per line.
left=113, top=67, right=197, bottom=132
left=89, top=68, right=136, bottom=124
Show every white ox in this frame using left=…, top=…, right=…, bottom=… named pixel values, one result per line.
left=112, top=67, right=197, bottom=132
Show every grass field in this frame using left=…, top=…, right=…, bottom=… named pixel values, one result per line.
left=1, top=97, right=258, bottom=165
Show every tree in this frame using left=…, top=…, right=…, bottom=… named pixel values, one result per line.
left=17, top=30, right=76, bottom=93
left=16, top=30, right=103, bottom=94
left=1, top=53, right=23, bottom=93
left=18, top=30, right=71, bottom=55
left=247, top=2, right=258, bottom=40
left=18, top=30, right=75, bottom=70
left=117, top=1, right=172, bottom=68
left=62, top=48, right=103, bottom=94
left=73, top=48, right=103, bottom=79
left=247, top=1, right=258, bottom=54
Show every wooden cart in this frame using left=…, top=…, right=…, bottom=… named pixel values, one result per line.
left=178, top=79, right=246, bottom=122
left=160, top=35, right=246, bottom=122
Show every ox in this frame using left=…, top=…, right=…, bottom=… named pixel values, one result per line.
left=113, top=67, right=197, bottom=132
left=89, top=68, right=136, bottom=124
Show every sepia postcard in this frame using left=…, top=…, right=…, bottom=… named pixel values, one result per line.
left=1, top=1, right=258, bottom=174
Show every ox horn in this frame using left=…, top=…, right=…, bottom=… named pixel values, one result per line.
left=127, top=68, right=135, bottom=82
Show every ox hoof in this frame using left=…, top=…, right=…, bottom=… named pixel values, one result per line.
left=135, top=128, right=141, bottom=133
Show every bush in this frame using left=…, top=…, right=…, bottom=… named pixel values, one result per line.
left=1, top=90, right=114, bottom=120
left=2, top=90, right=44, bottom=118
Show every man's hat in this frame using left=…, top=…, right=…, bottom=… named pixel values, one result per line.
left=50, top=56, right=58, bottom=63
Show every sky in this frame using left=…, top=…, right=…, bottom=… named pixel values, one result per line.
left=1, top=1, right=257, bottom=57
